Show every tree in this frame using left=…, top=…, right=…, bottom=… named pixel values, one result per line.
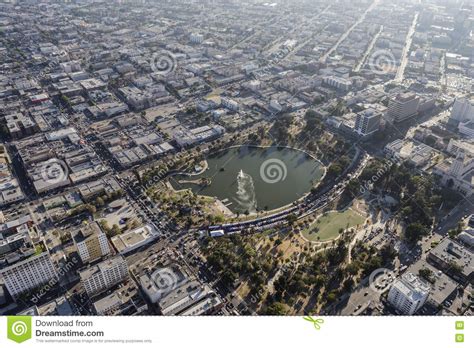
left=380, top=244, right=397, bottom=264
left=272, top=114, right=294, bottom=143
left=425, top=135, right=437, bottom=147
left=343, top=277, right=355, bottom=292
left=110, top=224, right=121, bottom=237
left=326, top=291, right=338, bottom=303
left=418, top=268, right=434, bottom=283
left=346, top=262, right=360, bottom=276
left=263, top=302, right=287, bottom=315
left=0, top=123, right=9, bottom=137
left=86, top=204, right=97, bottom=215
left=327, top=163, right=343, bottom=179
left=287, top=213, right=297, bottom=226
left=60, top=94, right=70, bottom=106
left=99, top=220, right=110, bottom=232
left=60, top=232, right=72, bottom=244
left=346, top=179, right=361, bottom=196
left=304, top=109, right=324, bottom=135
left=404, top=222, right=429, bottom=244
left=95, top=197, right=104, bottom=207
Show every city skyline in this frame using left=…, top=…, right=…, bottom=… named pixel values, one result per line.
left=0, top=0, right=472, bottom=319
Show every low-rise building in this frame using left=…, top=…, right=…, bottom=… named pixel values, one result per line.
left=221, top=97, right=239, bottom=111
left=139, top=264, right=188, bottom=304
left=174, top=125, right=225, bottom=148
left=78, top=177, right=122, bottom=201
left=384, top=139, right=435, bottom=167
left=407, top=262, right=458, bottom=307
left=93, top=283, right=147, bottom=315
left=433, top=152, right=474, bottom=196
left=158, top=281, right=218, bottom=316
left=111, top=224, right=159, bottom=255
left=323, top=76, right=352, bottom=91
left=190, top=33, right=204, bottom=44
left=427, top=238, right=473, bottom=284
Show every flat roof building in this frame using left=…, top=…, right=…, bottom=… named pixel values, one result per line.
left=0, top=251, right=57, bottom=300
left=111, top=224, right=159, bottom=255
left=72, top=222, right=110, bottom=263
left=386, top=92, right=420, bottom=123
left=354, top=108, right=382, bottom=137
left=387, top=273, right=430, bottom=315
left=427, top=238, right=473, bottom=284
left=79, top=256, right=128, bottom=297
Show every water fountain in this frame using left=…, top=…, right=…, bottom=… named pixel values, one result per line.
left=235, top=169, right=257, bottom=213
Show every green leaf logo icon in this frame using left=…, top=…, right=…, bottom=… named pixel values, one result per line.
left=7, top=316, right=32, bottom=343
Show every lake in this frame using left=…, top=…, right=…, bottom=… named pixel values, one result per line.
left=169, top=146, right=325, bottom=214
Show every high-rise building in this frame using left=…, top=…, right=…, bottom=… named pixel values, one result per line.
left=79, top=256, right=128, bottom=297
left=190, top=33, right=204, bottom=44
left=386, top=92, right=420, bottom=123
left=354, top=108, right=382, bottom=136
left=387, top=273, right=430, bottom=315
left=0, top=251, right=57, bottom=300
left=458, top=120, right=474, bottom=139
left=449, top=98, right=474, bottom=125
left=73, top=222, right=110, bottom=263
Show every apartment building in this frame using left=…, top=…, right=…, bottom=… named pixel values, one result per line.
left=354, top=108, right=382, bottom=137
left=79, top=256, right=128, bottom=297
left=72, top=222, right=110, bottom=263
left=0, top=251, right=57, bottom=300
left=387, top=273, right=430, bottom=315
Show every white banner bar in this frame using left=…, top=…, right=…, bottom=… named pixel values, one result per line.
left=0, top=316, right=470, bottom=347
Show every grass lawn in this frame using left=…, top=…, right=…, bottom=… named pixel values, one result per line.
left=301, top=209, right=365, bottom=242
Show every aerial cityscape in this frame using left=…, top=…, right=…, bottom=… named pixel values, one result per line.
left=0, top=0, right=472, bottom=318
